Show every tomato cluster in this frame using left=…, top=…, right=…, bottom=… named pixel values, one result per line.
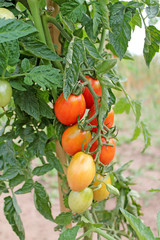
left=54, top=76, right=116, bottom=213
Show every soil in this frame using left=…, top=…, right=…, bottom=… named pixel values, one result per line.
left=0, top=139, right=160, bottom=240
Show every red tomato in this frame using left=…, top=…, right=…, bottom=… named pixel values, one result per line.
left=90, top=138, right=115, bottom=165
left=67, top=152, right=95, bottom=191
left=82, top=75, right=102, bottom=109
left=88, top=103, right=114, bottom=132
left=62, top=123, right=92, bottom=156
left=54, top=93, right=86, bottom=125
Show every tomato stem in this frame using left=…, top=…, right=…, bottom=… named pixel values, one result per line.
left=99, top=28, right=107, bottom=54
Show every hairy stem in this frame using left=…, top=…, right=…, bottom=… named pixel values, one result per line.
left=99, top=28, right=107, bottom=54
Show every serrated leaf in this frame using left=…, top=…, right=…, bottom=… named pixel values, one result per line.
left=63, top=38, right=85, bottom=99
left=9, top=174, right=25, bottom=188
left=15, top=179, right=34, bottom=194
left=10, top=79, right=26, bottom=91
left=4, top=196, right=25, bottom=240
left=54, top=212, right=72, bottom=226
left=37, top=93, right=54, bottom=119
left=114, top=97, right=130, bottom=114
left=109, top=2, right=132, bottom=59
left=58, top=226, right=79, bottom=240
left=99, top=0, right=110, bottom=29
left=20, top=38, right=61, bottom=61
left=21, top=58, right=30, bottom=72
left=146, top=4, right=159, bottom=18
left=96, top=59, right=117, bottom=74
left=121, top=209, right=155, bottom=240
left=92, top=2, right=101, bottom=35
left=0, top=181, right=7, bottom=195
left=141, top=121, right=151, bottom=153
left=28, top=131, right=47, bottom=157
left=133, top=100, right=141, bottom=123
left=32, top=164, right=54, bottom=176
left=131, top=125, right=141, bottom=141
left=0, top=19, right=37, bottom=43
left=157, top=209, right=160, bottom=237
left=84, top=37, right=102, bottom=60
left=0, top=1, right=14, bottom=7
left=126, top=1, right=143, bottom=8
left=130, top=12, right=142, bottom=31
left=0, top=166, right=19, bottom=180
left=143, top=25, right=160, bottom=66
left=0, top=140, right=17, bottom=166
left=24, top=65, right=63, bottom=90
left=60, top=0, right=86, bottom=23
left=45, top=149, right=64, bottom=173
left=14, top=88, right=40, bottom=121
left=34, top=181, right=53, bottom=221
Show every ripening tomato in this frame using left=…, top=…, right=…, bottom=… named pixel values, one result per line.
left=88, top=103, right=114, bottom=132
left=93, top=174, right=111, bottom=201
left=67, top=152, right=95, bottom=191
left=0, top=8, right=15, bottom=19
left=68, top=187, right=93, bottom=213
left=0, top=80, right=12, bottom=107
left=54, top=93, right=86, bottom=125
left=90, top=138, right=115, bottom=165
left=82, top=75, right=102, bottom=109
left=62, top=123, right=92, bottom=156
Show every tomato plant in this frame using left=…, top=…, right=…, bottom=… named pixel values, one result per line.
left=67, top=151, right=95, bottom=191
left=54, top=93, right=86, bottom=125
left=82, top=75, right=102, bottom=109
left=0, top=80, right=12, bottom=107
left=68, top=187, right=93, bottom=214
left=93, top=174, right=111, bottom=201
left=62, top=123, right=92, bottom=156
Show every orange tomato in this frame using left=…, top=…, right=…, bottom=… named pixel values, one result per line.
left=93, top=174, right=111, bottom=201
left=67, top=152, right=95, bottom=191
left=62, top=123, right=92, bottom=156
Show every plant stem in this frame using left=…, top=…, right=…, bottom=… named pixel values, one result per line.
left=27, top=0, right=46, bottom=43
left=76, top=229, right=93, bottom=240
left=94, top=228, right=116, bottom=240
left=99, top=28, right=107, bottom=54
left=46, top=15, right=72, bottom=42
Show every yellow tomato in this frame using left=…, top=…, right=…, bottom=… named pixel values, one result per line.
left=93, top=174, right=111, bottom=201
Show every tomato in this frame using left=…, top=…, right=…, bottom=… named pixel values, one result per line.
left=90, top=138, right=115, bottom=165
left=67, top=152, right=95, bottom=191
left=62, top=123, right=92, bottom=156
left=68, top=187, right=93, bottom=213
left=54, top=93, right=86, bottom=125
left=0, top=80, right=12, bottom=107
left=88, top=104, right=114, bottom=132
left=82, top=75, right=102, bottom=109
left=93, top=174, right=111, bottom=201
left=0, top=8, right=15, bottom=19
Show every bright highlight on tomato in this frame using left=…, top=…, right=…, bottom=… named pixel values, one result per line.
left=54, top=93, right=86, bottom=125
left=62, top=123, right=92, bottom=156
left=68, top=187, right=93, bottom=213
left=82, top=75, right=102, bottom=109
left=90, top=138, right=115, bottom=165
left=88, top=104, right=114, bottom=132
left=67, top=152, right=95, bottom=191
left=0, top=80, right=12, bottom=107
left=93, top=174, right=111, bottom=201
left=0, top=8, right=15, bottom=19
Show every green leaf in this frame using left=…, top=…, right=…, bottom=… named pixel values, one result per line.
left=63, top=38, right=85, bottom=99
left=113, top=97, right=130, bottom=114
left=146, top=4, right=159, bottom=18
left=45, top=149, right=64, bottom=174
left=0, top=166, right=19, bottom=180
left=15, top=179, right=34, bottom=194
left=32, top=164, right=54, bottom=176
left=143, top=25, right=160, bottom=66
left=84, top=37, right=102, bottom=60
left=106, top=184, right=120, bottom=196
left=58, top=226, right=80, bottom=240
left=37, top=92, right=54, bottom=119
left=126, top=1, right=143, bottom=8
left=0, top=19, right=37, bottom=43
left=4, top=196, right=25, bottom=240
left=24, top=65, right=63, bottom=90
left=20, top=38, right=61, bottom=61
left=60, top=0, right=86, bottom=23
left=54, top=212, right=72, bottom=226
left=9, top=174, right=25, bottom=188
left=130, top=12, right=142, bottom=31
left=28, top=131, right=47, bottom=157
left=141, top=121, right=151, bottom=153
left=0, top=1, right=14, bottom=7
left=34, top=181, right=53, bottom=221
left=0, top=140, right=17, bottom=165
left=157, top=209, right=160, bottom=237
left=96, top=59, right=117, bottom=74
left=131, top=125, right=141, bottom=141
left=109, top=2, right=132, bottom=59
left=21, top=58, right=30, bottom=72
left=133, top=100, right=141, bottom=123
left=0, top=181, right=7, bottom=195
left=92, top=2, right=101, bottom=35
left=121, top=208, right=155, bottom=240
left=99, top=0, right=110, bottom=29
left=14, top=88, right=40, bottom=121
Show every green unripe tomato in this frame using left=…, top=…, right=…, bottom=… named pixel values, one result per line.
left=0, top=7, right=15, bottom=19
left=0, top=80, right=12, bottom=107
left=68, top=187, right=93, bottom=214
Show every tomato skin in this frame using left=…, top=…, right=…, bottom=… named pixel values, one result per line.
left=93, top=174, right=111, bottom=201
left=0, top=80, right=12, bottom=107
left=62, top=123, right=92, bottom=156
left=0, top=8, right=15, bottom=19
left=54, top=93, right=86, bottom=125
left=90, top=138, right=115, bottom=165
left=67, top=152, right=95, bottom=191
left=68, top=187, right=93, bottom=213
left=82, top=75, right=102, bottom=109
left=88, top=104, right=114, bottom=132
